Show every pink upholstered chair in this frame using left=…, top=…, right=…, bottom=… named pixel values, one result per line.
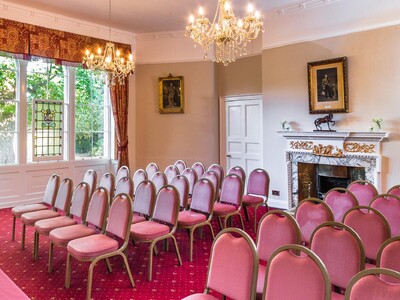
left=145, top=162, right=159, bottom=179
left=130, top=185, right=182, bottom=281
left=65, top=193, right=134, bottom=300
left=262, top=244, right=331, bottom=300
left=242, top=168, right=270, bottom=232
left=115, top=165, right=130, bottom=185
left=294, top=198, right=334, bottom=246
left=347, top=180, right=378, bottom=206
left=132, top=168, right=147, bottom=196
left=151, top=171, right=167, bottom=193
left=324, top=187, right=359, bottom=222
left=171, top=175, right=189, bottom=209
left=182, top=228, right=258, bottom=300
left=181, top=168, right=198, bottom=197
left=388, top=184, right=400, bottom=197
left=228, top=166, right=246, bottom=184
left=11, top=174, right=60, bottom=242
left=33, top=182, right=90, bottom=260
left=344, top=268, right=400, bottom=300
left=201, top=170, right=220, bottom=201
left=131, top=180, right=156, bottom=224
left=174, top=159, right=187, bottom=174
left=310, top=222, right=365, bottom=298
left=82, top=169, right=97, bottom=197
left=115, top=176, right=134, bottom=199
left=178, top=178, right=215, bottom=261
left=213, top=174, right=244, bottom=230
left=343, top=206, right=391, bottom=268
left=192, top=162, right=206, bottom=179
left=48, top=187, right=109, bottom=272
left=208, top=164, right=224, bottom=191
left=20, top=178, right=73, bottom=250
left=98, top=172, right=115, bottom=199
left=164, top=165, right=179, bottom=184
left=370, top=194, right=400, bottom=236
left=377, top=236, right=400, bottom=284
left=255, top=210, right=302, bottom=298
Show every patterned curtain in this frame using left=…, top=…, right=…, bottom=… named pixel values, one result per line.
left=110, top=76, right=130, bottom=169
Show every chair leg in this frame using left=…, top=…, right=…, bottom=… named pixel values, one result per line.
left=65, top=253, right=72, bottom=288
left=243, top=206, right=250, bottom=221
left=105, top=258, right=112, bottom=273
left=238, top=214, right=245, bottom=230
left=87, top=261, right=96, bottom=300
left=153, top=244, right=158, bottom=256
left=207, top=223, right=215, bottom=240
left=21, top=224, right=26, bottom=250
left=12, top=216, right=16, bottom=241
left=189, top=228, right=195, bottom=262
left=120, top=253, right=135, bottom=288
left=171, top=236, right=182, bottom=266
left=253, top=206, right=258, bottom=233
left=164, top=238, right=169, bottom=251
left=148, top=242, right=155, bottom=281
left=217, top=217, right=223, bottom=230
left=48, top=242, right=54, bottom=273
left=33, top=231, right=39, bottom=260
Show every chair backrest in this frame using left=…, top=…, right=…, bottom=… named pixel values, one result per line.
left=190, top=178, right=215, bottom=214
left=151, top=171, right=167, bottom=193
left=388, top=184, right=400, bottom=198
left=133, top=180, right=156, bottom=217
left=201, top=170, right=219, bottom=201
left=145, top=162, right=159, bottom=180
left=82, top=169, right=97, bottom=197
left=106, top=193, right=132, bottom=241
left=310, top=221, right=365, bottom=290
left=344, top=268, right=400, bottom=300
left=263, top=244, right=331, bottom=300
left=132, top=169, right=147, bottom=195
left=347, top=180, right=378, bottom=206
left=208, top=164, right=224, bottom=190
left=228, top=166, right=246, bottom=185
left=324, top=187, right=358, bottom=222
left=181, top=168, right=198, bottom=196
left=115, top=165, right=130, bottom=185
left=206, top=228, right=258, bottom=300
left=246, top=168, right=270, bottom=198
left=164, top=165, right=179, bottom=184
left=152, top=185, right=180, bottom=227
left=343, top=206, right=391, bottom=262
left=171, top=175, right=189, bottom=208
left=377, top=236, right=400, bottom=284
left=85, top=187, right=109, bottom=229
left=294, top=198, right=334, bottom=244
left=174, top=160, right=187, bottom=174
left=69, top=182, right=90, bottom=220
left=43, top=174, right=60, bottom=206
left=99, top=172, right=115, bottom=199
left=53, top=178, right=74, bottom=212
left=370, top=194, right=400, bottom=236
left=192, top=162, right=206, bottom=179
left=219, top=174, right=243, bottom=206
left=115, top=176, right=133, bottom=199
left=256, top=210, right=302, bottom=262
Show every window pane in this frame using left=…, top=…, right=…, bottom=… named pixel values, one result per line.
left=75, top=132, right=92, bottom=157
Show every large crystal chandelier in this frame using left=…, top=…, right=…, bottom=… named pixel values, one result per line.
left=83, top=0, right=135, bottom=85
left=186, top=0, right=264, bottom=66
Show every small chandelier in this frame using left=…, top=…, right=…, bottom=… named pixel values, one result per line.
left=185, top=0, right=264, bottom=66
left=83, top=0, right=135, bottom=85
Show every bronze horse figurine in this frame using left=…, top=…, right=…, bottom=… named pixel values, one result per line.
left=314, top=113, right=335, bottom=131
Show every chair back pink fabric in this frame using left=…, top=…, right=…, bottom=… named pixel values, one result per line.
left=192, top=162, right=206, bottom=179
left=53, top=178, right=73, bottom=212
left=133, top=169, right=147, bottom=195
left=171, top=175, right=189, bottom=208
left=69, top=182, right=90, bottom=219
left=82, top=169, right=97, bottom=197
left=133, top=180, right=156, bottom=217
left=207, top=228, right=258, bottom=300
left=152, top=185, right=179, bottom=225
left=388, top=185, right=400, bottom=198
left=345, top=268, right=400, bottom=300
left=347, top=180, right=378, bottom=206
left=146, top=162, right=159, bottom=180
left=257, top=211, right=301, bottom=262
left=324, top=188, right=358, bottom=222
left=228, top=166, right=246, bottom=184
left=115, top=176, right=133, bottom=199
left=106, top=193, right=132, bottom=239
left=115, top=165, right=130, bottom=185
left=190, top=178, right=214, bottom=214
left=208, top=164, right=224, bottom=190
left=247, top=168, right=270, bottom=197
left=85, top=187, right=109, bottom=228
left=295, top=198, right=334, bottom=244
left=43, top=174, right=60, bottom=206
left=174, top=160, right=187, bottom=174
left=98, top=173, right=115, bottom=199
left=181, top=168, right=198, bottom=196
left=164, top=165, right=179, bottom=184
left=151, top=171, right=167, bottom=193
left=263, top=245, right=331, bottom=300
left=219, top=174, right=243, bottom=206
left=370, top=194, right=400, bottom=236
left=310, top=222, right=365, bottom=289
left=377, top=237, right=400, bottom=284
left=201, top=170, right=219, bottom=200
left=343, top=206, right=391, bottom=262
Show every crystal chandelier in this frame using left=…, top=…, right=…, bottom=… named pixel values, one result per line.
left=83, top=0, right=135, bottom=85
left=185, top=0, right=264, bottom=66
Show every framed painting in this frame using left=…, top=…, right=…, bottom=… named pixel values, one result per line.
left=159, top=75, right=184, bottom=114
left=308, top=57, right=348, bottom=114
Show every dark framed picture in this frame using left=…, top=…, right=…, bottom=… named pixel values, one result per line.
left=159, top=75, right=184, bottom=114
left=308, top=57, right=348, bottom=114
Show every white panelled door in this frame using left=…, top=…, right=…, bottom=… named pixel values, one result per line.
left=224, top=95, right=263, bottom=177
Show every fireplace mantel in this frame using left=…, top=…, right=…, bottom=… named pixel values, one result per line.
left=278, top=131, right=389, bottom=143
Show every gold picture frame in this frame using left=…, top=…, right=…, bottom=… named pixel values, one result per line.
left=159, top=75, right=184, bottom=114
left=308, top=57, right=348, bottom=114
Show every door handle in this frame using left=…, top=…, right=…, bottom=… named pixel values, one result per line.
left=226, top=155, right=232, bottom=158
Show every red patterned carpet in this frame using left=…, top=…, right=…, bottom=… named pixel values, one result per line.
left=0, top=207, right=265, bottom=300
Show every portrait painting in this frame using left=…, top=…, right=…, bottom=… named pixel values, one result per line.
left=159, top=75, right=184, bottom=114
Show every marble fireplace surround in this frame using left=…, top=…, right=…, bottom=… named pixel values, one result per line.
left=279, top=131, right=389, bottom=209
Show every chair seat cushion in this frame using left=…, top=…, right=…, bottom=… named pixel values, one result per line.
left=182, top=294, right=218, bottom=300
left=256, top=264, right=267, bottom=295
left=35, top=216, right=77, bottom=236
left=21, top=210, right=60, bottom=226
left=178, top=211, right=207, bottom=226
left=242, top=194, right=264, bottom=206
left=132, top=214, right=146, bottom=224
left=67, top=234, right=118, bottom=260
left=130, top=221, right=170, bottom=241
left=49, top=224, right=97, bottom=247
left=331, top=291, right=345, bottom=300
left=213, top=203, right=237, bottom=216
left=365, top=262, right=376, bottom=269
left=12, top=204, right=48, bottom=217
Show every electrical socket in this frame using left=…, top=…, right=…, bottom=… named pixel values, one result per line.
left=272, top=190, right=280, bottom=196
